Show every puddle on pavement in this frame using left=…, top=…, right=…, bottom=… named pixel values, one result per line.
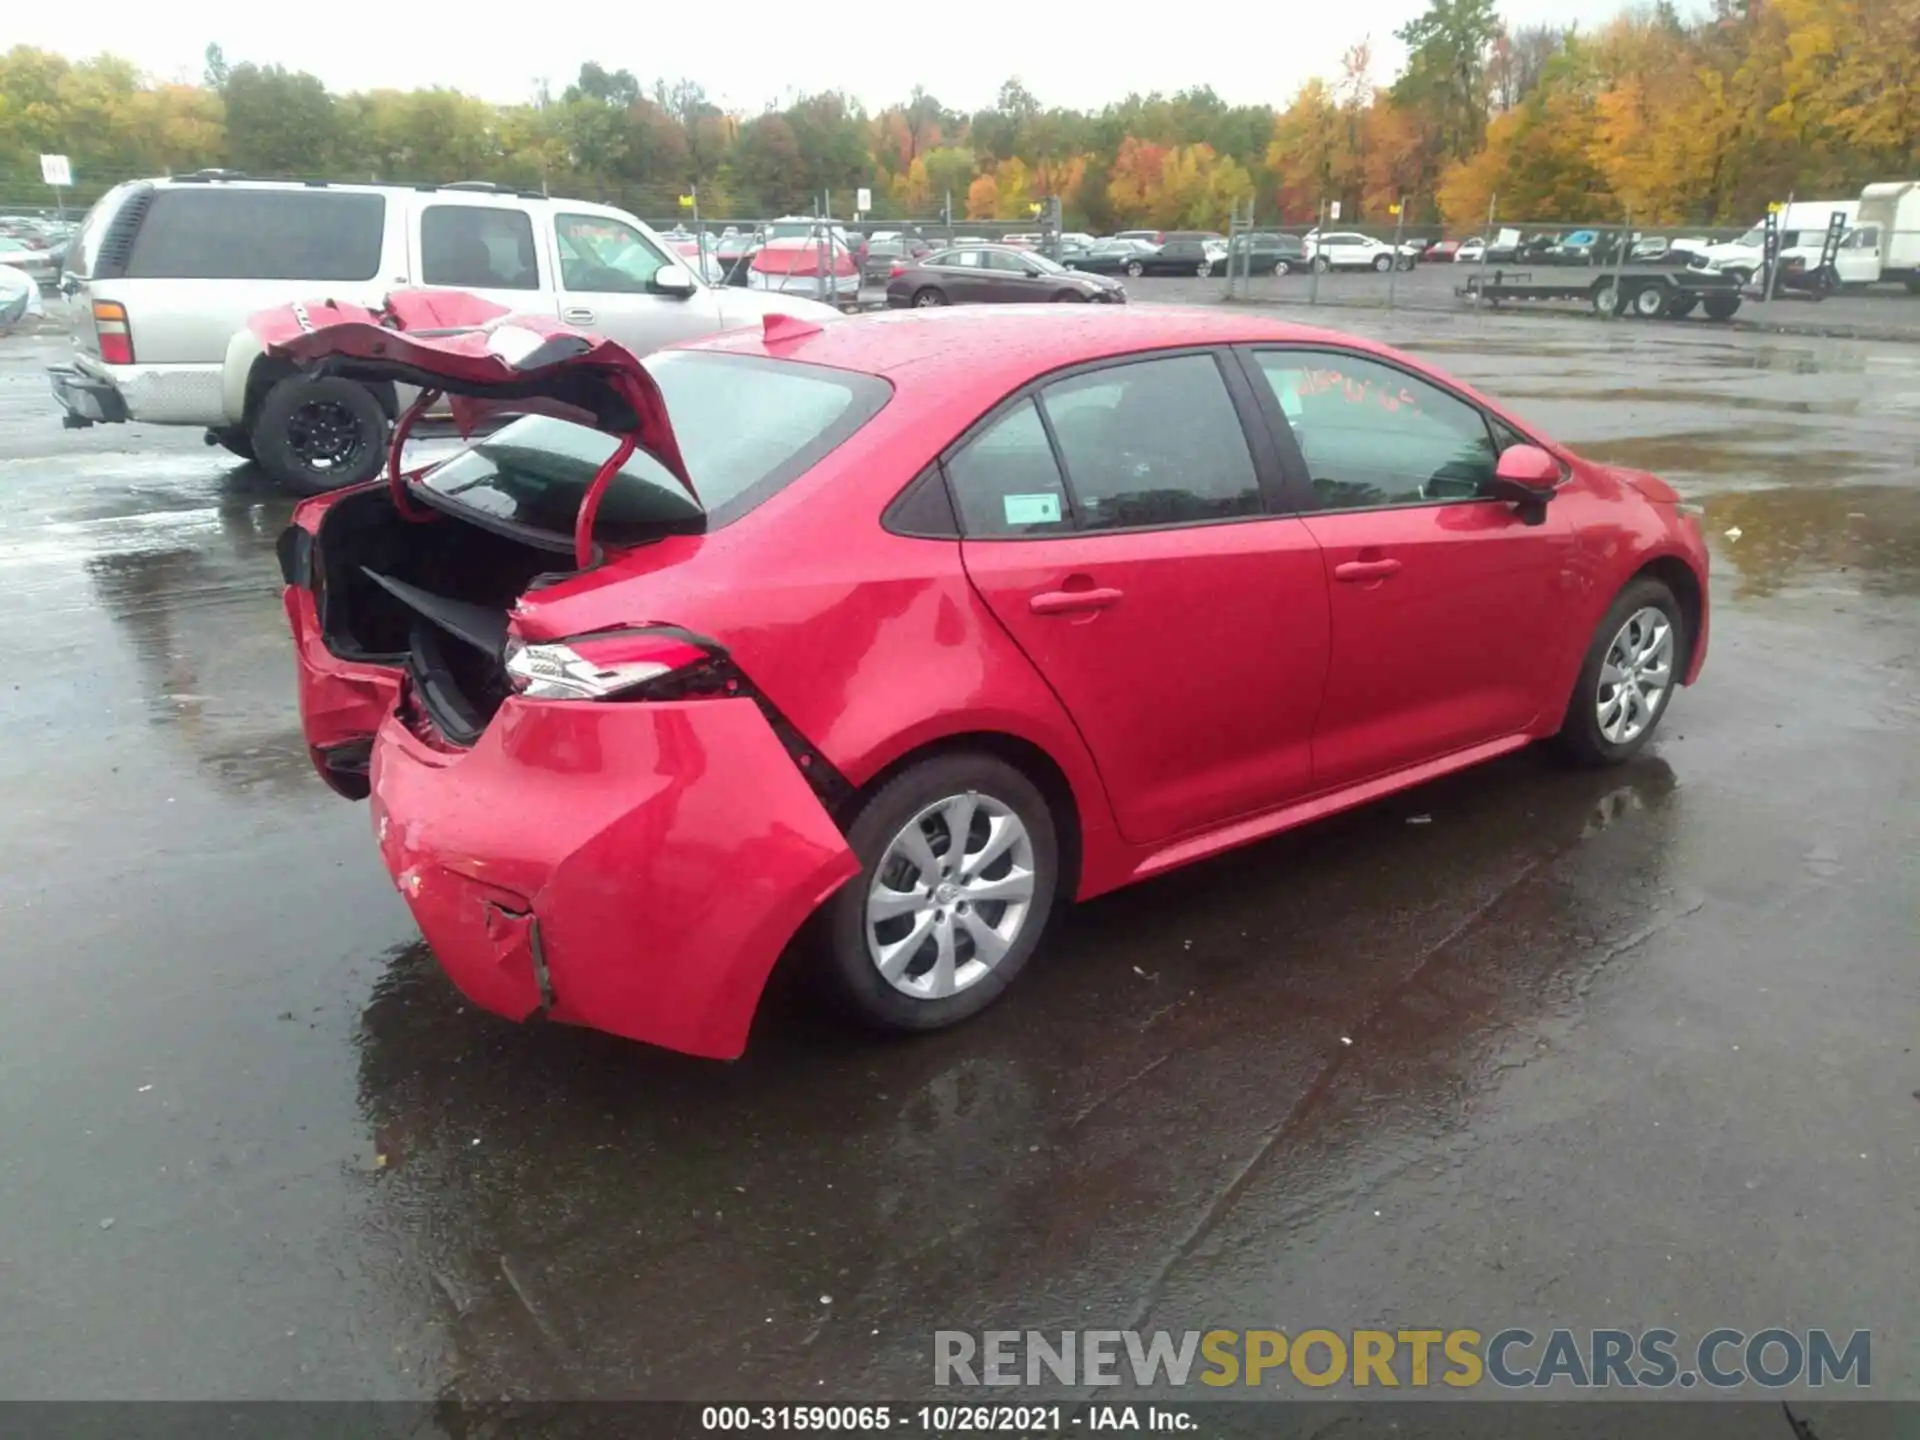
left=1696, top=483, right=1920, bottom=599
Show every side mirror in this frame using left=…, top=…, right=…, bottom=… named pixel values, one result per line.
left=1480, top=444, right=1559, bottom=523
left=651, top=265, right=698, bottom=298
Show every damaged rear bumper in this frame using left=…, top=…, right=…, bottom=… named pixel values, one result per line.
left=369, top=695, right=859, bottom=1059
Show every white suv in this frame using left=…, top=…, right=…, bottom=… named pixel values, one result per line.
left=49, top=174, right=840, bottom=492
left=1305, top=231, right=1417, bottom=273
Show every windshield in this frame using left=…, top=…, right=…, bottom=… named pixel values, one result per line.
left=418, top=353, right=892, bottom=543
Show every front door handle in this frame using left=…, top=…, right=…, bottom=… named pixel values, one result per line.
left=562, top=306, right=596, bottom=325
left=1030, top=586, right=1124, bottom=615
left=1334, top=558, right=1403, bottom=583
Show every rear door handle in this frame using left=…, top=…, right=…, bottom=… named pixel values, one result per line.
left=1030, top=586, right=1124, bottom=615
left=1334, top=559, right=1403, bottom=583
left=562, top=306, right=596, bottom=325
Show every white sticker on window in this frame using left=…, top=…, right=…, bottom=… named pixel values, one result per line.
left=1003, top=493, right=1062, bottom=525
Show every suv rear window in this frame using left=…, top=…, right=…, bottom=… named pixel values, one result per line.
left=419, top=353, right=891, bottom=542
left=125, top=189, right=386, bottom=281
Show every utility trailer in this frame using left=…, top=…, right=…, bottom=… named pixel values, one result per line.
left=1457, top=266, right=1745, bottom=321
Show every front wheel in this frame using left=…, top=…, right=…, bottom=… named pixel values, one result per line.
left=1124, top=260, right=1144, bottom=278
left=1556, top=579, right=1684, bottom=767
left=817, top=753, right=1060, bottom=1033
left=1592, top=281, right=1622, bottom=317
left=1702, top=294, right=1740, bottom=320
left=1373, top=254, right=1394, bottom=273
left=251, top=374, right=388, bottom=496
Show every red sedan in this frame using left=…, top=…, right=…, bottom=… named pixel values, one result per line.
left=268, top=293, right=1708, bottom=1059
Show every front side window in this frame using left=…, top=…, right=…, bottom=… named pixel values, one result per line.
left=1254, top=351, right=1498, bottom=510
left=1040, top=354, right=1261, bottom=532
left=420, top=205, right=539, bottom=291
left=985, top=250, right=1032, bottom=274
left=554, top=213, right=671, bottom=293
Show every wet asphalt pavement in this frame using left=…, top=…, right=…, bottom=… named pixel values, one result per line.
left=0, top=310, right=1915, bottom=1419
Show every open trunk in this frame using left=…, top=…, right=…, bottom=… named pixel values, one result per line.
left=310, top=487, right=577, bottom=744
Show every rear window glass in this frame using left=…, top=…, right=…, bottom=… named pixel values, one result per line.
left=125, top=189, right=385, bottom=281
left=419, top=353, right=890, bottom=543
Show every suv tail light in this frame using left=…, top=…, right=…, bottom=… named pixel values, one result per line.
left=93, top=301, right=134, bottom=365
left=504, top=629, right=713, bottom=701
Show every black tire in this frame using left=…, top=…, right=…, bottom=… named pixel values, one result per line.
left=206, top=426, right=254, bottom=460
left=251, top=375, right=388, bottom=496
left=1702, top=294, right=1740, bottom=321
left=911, top=286, right=945, bottom=308
left=1555, top=578, right=1685, bottom=767
left=1669, top=296, right=1699, bottom=318
left=1591, top=281, right=1622, bottom=317
left=1632, top=284, right=1669, bottom=318
left=816, top=752, right=1060, bottom=1034
left=1124, top=260, right=1144, bottom=278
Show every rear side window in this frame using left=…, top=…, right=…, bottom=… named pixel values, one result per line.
left=419, top=353, right=889, bottom=541
left=421, top=205, right=540, bottom=290
left=1040, top=355, right=1262, bottom=531
left=125, top=189, right=385, bottom=281
left=946, top=399, right=1072, bottom=538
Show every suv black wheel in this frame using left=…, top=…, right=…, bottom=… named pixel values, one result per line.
left=251, top=375, right=388, bottom=496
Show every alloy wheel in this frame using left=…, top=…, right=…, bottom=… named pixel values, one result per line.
left=1596, top=606, right=1674, bottom=745
left=865, top=791, right=1037, bottom=1001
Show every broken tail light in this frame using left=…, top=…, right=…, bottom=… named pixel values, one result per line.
left=94, top=301, right=134, bottom=365
left=504, top=628, right=713, bottom=702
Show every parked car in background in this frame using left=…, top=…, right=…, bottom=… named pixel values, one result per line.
left=1225, top=232, right=1308, bottom=275
left=1122, top=237, right=1224, bottom=277
left=887, top=244, right=1124, bottom=306
left=1423, top=239, right=1463, bottom=262
left=268, top=298, right=1710, bottom=1058
left=1695, top=201, right=1859, bottom=282
left=0, top=262, right=46, bottom=332
left=1115, top=229, right=1165, bottom=245
left=863, top=235, right=932, bottom=282
left=1305, top=231, right=1415, bottom=272
left=45, top=174, right=838, bottom=494
left=1545, top=229, right=1601, bottom=263
left=1061, top=239, right=1159, bottom=277
left=0, top=236, right=57, bottom=289
left=750, top=236, right=860, bottom=302
left=1453, top=237, right=1486, bottom=263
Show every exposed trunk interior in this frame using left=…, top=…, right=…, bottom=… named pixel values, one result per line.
left=314, top=488, right=576, bottom=742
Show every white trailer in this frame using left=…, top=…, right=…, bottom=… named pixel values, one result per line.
left=1855, top=181, right=1920, bottom=291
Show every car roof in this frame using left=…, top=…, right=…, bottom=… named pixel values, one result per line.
left=686, top=307, right=1398, bottom=401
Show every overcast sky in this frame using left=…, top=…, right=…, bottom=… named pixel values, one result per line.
left=17, top=0, right=1626, bottom=113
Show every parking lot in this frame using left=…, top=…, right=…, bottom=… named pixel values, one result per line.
left=1, top=302, right=1916, bottom=1420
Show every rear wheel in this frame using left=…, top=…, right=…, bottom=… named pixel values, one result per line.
left=1556, top=579, right=1684, bottom=767
left=1312, top=256, right=1331, bottom=273
left=817, top=752, right=1060, bottom=1033
left=1124, top=260, right=1144, bottom=278
left=251, top=374, right=388, bottom=496
left=1273, top=259, right=1291, bottom=275
left=1053, top=290, right=1088, bottom=302
left=1669, top=296, right=1699, bottom=318
left=1702, top=294, right=1741, bottom=321
left=1632, top=284, right=1669, bottom=318
left=1591, top=281, right=1623, bottom=317
left=911, top=286, right=946, bottom=308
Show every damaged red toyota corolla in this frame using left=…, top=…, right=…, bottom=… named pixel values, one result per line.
left=269, top=291, right=1709, bottom=1060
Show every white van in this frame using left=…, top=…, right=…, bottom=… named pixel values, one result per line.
left=48, top=174, right=839, bottom=492
left=1696, top=200, right=1859, bottom=281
